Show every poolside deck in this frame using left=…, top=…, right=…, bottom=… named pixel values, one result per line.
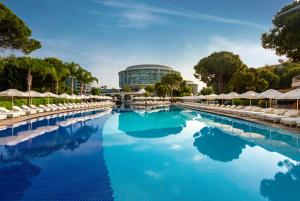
left=0, top=106, right=113, bottom=128
left=175, top=103, right=300, bottom=134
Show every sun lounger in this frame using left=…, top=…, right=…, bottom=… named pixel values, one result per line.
left=264, top=109, right=296, bottom=123
left=0, top=114, right=7, bottom=120
left=12, top=106, right=27, bottom=116
left=39, top=104, right=52, bottom=112
left=281, top=117, right=300, bottom=127
left=0, top=107, right=21, bottom=118
left=30, top=105, right=45, bottom=113
left=21, top=105, right=38, bottom=114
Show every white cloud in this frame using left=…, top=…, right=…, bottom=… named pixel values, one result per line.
left=171, top=36, right=283, bottom=91
left=31, top=35, right=283, bottom=90
left=206, top=36, right=284, bottom=67
left=94, top=0, right=266, bottom=30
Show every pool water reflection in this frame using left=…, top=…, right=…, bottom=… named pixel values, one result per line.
left=0, top=107, right=299, bottom=201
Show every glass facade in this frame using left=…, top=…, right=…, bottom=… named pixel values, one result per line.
left=119, top=64, right=177, bottom=90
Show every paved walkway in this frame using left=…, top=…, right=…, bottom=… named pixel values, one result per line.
left=176, top=104, right=300, bottom=134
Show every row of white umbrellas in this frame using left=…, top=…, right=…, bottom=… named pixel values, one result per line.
left=181, top=89, right=300, bottom=100
left=0, top=89, right=112, bottom=100
left=133, top=97, right=170, bottom=100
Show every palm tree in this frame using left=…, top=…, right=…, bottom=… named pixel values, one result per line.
left=76, top=68, right=98, bottom=95
left=84, top=74, right=98, bottom=95
left=66, top=62, right=80, bottom=95
left=44, top=58, right=70, bottom=94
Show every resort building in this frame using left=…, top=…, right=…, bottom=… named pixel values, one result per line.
left=119, top=64, right=178, bottom=91
left=66, top=77, right=92, bottom=95
left=185, top=80, right=199, bottom=95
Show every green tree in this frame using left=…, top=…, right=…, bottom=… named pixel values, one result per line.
left=228, top=68, right=268, bottom=93
left=194, top=51, right=247, bottom=94
left=0, top=3, right=41, bottom=54
left=123, top=85, right=132, bottom=92
left=262, top=1, right=300, bottom=62
left=257, top=68, right=280, bottom=89
left=154, top=82, right=169, bottom=97
left=161, top=73, right=183, bottom=98
left=44, top=57, right=70, bottom=94
left=200, top=87, right=214, bottom=95
left=145, top=85, right=154, bottom=93
left=91, top=87, right=100, bottom=95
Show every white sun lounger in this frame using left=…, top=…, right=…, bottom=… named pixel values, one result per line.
left=21, top=105, right=38, bottom=114
left=264, top=109, right=296, bottom=123
left=281, top=117, right=300, bottom=127
left=39, top=104, right=52, bottom=112
left=0, top=114, right=7, bottom=120
left=30, top=105, right=44, bottom=113
left=0, top=107, right=22, bottom=118
left=12, top=106, right=27, bottom=116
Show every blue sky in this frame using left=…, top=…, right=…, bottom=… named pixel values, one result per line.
left=1, top=0, right=292, bottom=88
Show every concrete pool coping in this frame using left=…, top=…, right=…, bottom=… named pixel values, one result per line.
left=175, top=104, right=300, bottom=134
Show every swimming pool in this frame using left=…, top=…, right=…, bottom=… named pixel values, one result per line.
left=0, top=107, right=299, bottom=201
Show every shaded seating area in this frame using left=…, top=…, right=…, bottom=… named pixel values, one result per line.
left=178, top=88, right=300, bottom=128
left=0, top=89, right=115, bottom=122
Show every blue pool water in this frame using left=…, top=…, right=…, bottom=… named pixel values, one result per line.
left=0, top=107, right=299, bottom=201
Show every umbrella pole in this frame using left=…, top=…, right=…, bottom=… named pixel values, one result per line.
left=297, top=99, right=299, bottom=117
left=11, top=96, right=13, bottom=108
left=250, top=99, right=252, bottom=106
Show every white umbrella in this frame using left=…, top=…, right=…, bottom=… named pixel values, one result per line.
left=225, top=92, right=239, bottom=105
left=43, top=92, right=59, bottom=98
left=78, top=94, right=88, bottom=100
left=205, top=94, right=217, bottom=100
left=238, top=91, right=258, bottom=106
left=59, top=93, right=71, bottom=99
left=277, top=88, right=300, bottom=115
left=137, top=89, right=146, bottom=94
left=258, top=89, right=282, bottom=99
left=24, top=90, right=45, bottom=98
left=257, top=89, right=283, bottom=108
left=0, top=89, right=27, bottom=107
left=216, top=93, right=226, bottom=104
left=59, top=93, right=71, bottom=103
left=43, top=92, right=59, bottom=104
left=195, top=95, right=206, bottom=100
left=225, top=92, right=239, bottom=100
left=24, top=90, right=45, bottom=106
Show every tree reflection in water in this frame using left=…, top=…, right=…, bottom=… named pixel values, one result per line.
left=0, top=160, right=40, bottom=201
left=0, top=114, right=113, bottom=201
left=260, top=160, right=300, bottom=201
left=193, top=126, right=251, bottom=162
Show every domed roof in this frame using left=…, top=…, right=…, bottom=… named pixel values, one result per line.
left=126, top=64, right=174, bottom=70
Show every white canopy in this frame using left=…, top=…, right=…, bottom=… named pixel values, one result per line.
left=194, top=95, right=206, bottom=100
left=59, top=93, right=71, bottom=99
left=257, top=89, right=283, bottom=99
left=137, top=89, right=146, bottom=94
left=225, top=92, right=239, bottom=99
left=238, top=91, right=257, bottom=99
left=277, top=88, right=300, bottom=100
left=78, top=95, right=88, bottom=99
left=24, top=90, right=45, bottom=97
left=43, top=92, right=59, bottom=98
left=216, top=94, right=227, bottom=100
left=70, top=94, right=80, bottom=99
left=0, top=89, right=27, bottom=97
left=205, top=94, right=217, bottom=100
